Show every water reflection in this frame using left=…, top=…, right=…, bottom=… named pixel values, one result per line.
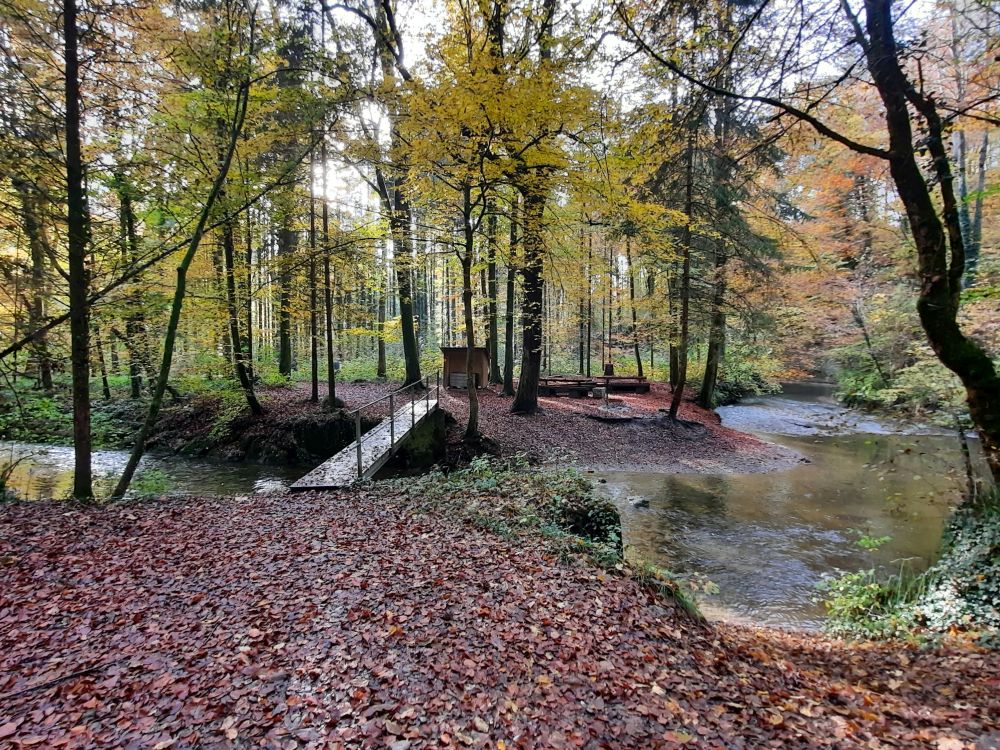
left=601, top=383, right=986, bottom=630
left=0, top=441, right=299, bottom=501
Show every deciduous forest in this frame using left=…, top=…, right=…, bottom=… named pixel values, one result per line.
left=1, top=0, right=999, bottom=747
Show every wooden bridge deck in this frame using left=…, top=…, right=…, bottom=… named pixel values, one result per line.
left=291, top=397, right=438, bottom=490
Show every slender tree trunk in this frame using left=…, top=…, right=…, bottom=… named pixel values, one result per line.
left=64, top=0, right=92, bottom=500
left=625, top=236, right=643, bottom=377
left=277, top=216, right=295, bottom=377
left=117, top=174, right=149, bottom=399
left=502, top=201, right=517, bottom=396
left=244, top=210, right=255, bottom=383
left=586, top=229, right=592, bottom=377
left=668, top=271, right=679, bottom=388
left=511, top=188, right=545, bottom=414
left=377, top=243, right=387, bottom=379
left=376, top=167, right=422, bottom=386
left=461, top=187, right=480, bottom=438
left=322, top=143, right=338, bottom=406
left=13, top=178, right=54, bottom=391
left=486, top=205, right=502, bottom=384
left=669, top=130, right=695, bottom=420
left=223, top=214, right=262, bottom=414
left=698, top=90, right=730, bottom=409
left=309, top=157, right=319, bottom=402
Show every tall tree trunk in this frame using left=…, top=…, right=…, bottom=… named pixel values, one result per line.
left=668, top=271, right=679, bottom=388
left=277, top=216, right=295, bottom=377
left=511, top=188, right=545, bottom=414
left=486, top=205, right=502, bottom=384
left=369, top=0, right=422, bottom=387
left=13, top=178, right=54, bottom=391
left=862, top=0, right=1000, bottom=481
left=376, top=167, right=422, bottom=386
left=63, top=0, right=92, bottom=500
left=112, top=70, right=250, bottom=499
left=377, top=242, right=387, bottom=379
left=503, top=264, right=516, bottom=395
left=322, top=141, right=338, bottom=406
left=223, top=214, right=262, bottom=414
left=586, top=229, right=592, bottom=377
left=698, top=88, right=731, bottom=409
left=116, top=173, right=150, bottom=399
left=625, top=236, right=643, bottom=377
left=309, top=157, right=319, bottom=402
left=244, top=209, right=255, bottom=383
left=668, top=130, right=695, bottom=420
left=502, top=199, right=517, bottom=396
left=461, top=186, right=479, bottom=438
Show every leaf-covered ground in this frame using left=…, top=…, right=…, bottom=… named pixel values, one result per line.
left=2, top=492, right=997, bottom=749
left=440, top=384, right=799, bottom=473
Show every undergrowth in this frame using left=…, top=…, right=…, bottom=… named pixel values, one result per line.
left=384, top=455, right=702, bottom=618
left=819, top=487, right=1000, bottom=644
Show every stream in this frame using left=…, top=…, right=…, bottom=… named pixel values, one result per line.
left=0, top=442, right=299, bottom=501
left=599, top=380, right=988, bottom=630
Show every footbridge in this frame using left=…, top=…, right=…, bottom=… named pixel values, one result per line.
left=292, top=374, right=441, bottom=490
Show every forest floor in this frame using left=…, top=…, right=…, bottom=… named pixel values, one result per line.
left=437, top=382, right=799, bottom=473
left=1, top=490, right=997, bottom=750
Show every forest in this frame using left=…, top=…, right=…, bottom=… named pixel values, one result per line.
left=1, top=0, right=999, bottom=747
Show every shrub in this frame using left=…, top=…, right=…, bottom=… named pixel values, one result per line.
left=819, top=490, right=1000, bottom=643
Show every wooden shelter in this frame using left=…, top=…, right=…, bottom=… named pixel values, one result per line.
left=441, top=346, right=490, bottom=389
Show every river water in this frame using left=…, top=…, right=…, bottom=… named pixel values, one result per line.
left=0, top=442, right=299, bottom=501
left=599, top=381, right=987, bottom=630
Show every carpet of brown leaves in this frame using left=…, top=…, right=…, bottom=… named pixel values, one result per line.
left=440, top=383, right=798, bottom=473
left=2, top=493, right=996, bottom=749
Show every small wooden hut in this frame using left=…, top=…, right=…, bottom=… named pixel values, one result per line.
left=441, top=346, right=490, bottom=389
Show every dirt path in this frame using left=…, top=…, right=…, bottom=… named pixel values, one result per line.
left=1, top=493, right=995, bottom=749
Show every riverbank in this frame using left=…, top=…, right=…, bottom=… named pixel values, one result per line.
left=1, top=485, right=996, bottom=749
left=441, top=383, right=799, bottom=473
left=2, top=379, right=797, bottom=481
left=0, top=381, right=396, bottom=463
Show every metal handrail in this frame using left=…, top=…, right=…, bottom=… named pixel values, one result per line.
left=348, top=371, right=441, bottom=478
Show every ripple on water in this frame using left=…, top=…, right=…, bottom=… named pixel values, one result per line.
left=599, top=383, right=987, bottom=630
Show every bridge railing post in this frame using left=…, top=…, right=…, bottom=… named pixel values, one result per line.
left=355, top=412, right=363, bottom=478
left=389, top=393, right=395, bottom=447
left=411, top=389, right=415, bottom=429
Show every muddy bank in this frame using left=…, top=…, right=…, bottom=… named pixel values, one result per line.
left=441, top=383, right=800, bottom=474
left=149, top=388, right=370, bottom=465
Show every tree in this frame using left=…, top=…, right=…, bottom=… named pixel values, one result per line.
left=62, top=0, right=93, bottom=500
left=621, top=0, right=1000, bottom=482
left=112, top=0, right=259, bottom=498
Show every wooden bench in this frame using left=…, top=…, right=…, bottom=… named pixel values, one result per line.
left=597, top=376, right=651, bottom=393
left=538, top=377, right=597, bottom=397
